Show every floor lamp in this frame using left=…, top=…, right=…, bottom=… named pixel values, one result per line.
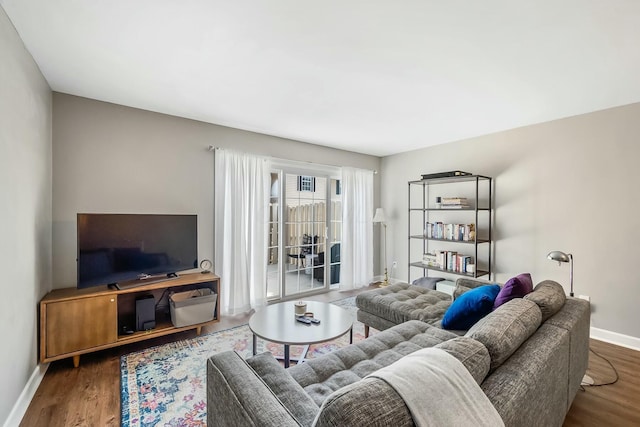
left=373, top=208, right=389, bottom=286
left=547, top=250, right=593, bottom=384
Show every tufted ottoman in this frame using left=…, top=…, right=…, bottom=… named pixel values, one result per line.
left=356, top=282, right=453, bottom=337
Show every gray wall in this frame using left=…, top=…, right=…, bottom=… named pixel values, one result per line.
left=382, top=102, right=640, bottom=339
left=52, top=93, right=381, bottom=288
left=0, top=6, right=52, bottom=425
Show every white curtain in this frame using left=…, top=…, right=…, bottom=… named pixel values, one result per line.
left=214, top=149, right=271, bottom=315
left=340, top=167, right=374, bottom=289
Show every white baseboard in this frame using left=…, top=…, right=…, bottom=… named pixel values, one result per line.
left=590, top=327, right=640, bottom=351
left=3, top=363, right=49, bottom=427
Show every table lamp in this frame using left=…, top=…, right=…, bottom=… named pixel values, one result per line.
left=547, top=251, right=573, bottom=297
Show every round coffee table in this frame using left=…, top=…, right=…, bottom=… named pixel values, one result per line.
left=249, top=300, right=354, bottom=368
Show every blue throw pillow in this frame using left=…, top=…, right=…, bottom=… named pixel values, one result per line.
left=442, top=284, right=501, bottom=330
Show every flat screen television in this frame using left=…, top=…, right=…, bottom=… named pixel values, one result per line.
left=77, top=213, right=198, bottom=289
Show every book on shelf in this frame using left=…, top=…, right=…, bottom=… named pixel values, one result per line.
left=441, top=197, right=468, bottom=204
left=447, top=251, right=457, bottom=270
left=424, top=222, right=475, bottom=242
left=456, top=254, right=473, bottom=273
left=445, top=224, right=454, bottom=240
left=440, top=204, right=470, bottom=209
left=440, top=197, right=469, bottom=209
left=435, top=250, right=474, bottom=273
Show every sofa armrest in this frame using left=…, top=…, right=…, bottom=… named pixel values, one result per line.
left=454, top=277, right=496, bottom=300
left=247, top=352, right=319, bottom=425
left=207, top=351, right=301, bottom=427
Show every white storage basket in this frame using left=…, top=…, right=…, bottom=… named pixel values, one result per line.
left=169, top=288, right=217, bottom=327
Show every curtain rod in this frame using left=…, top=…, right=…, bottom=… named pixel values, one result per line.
left=207, top=145, right=378, bottom=174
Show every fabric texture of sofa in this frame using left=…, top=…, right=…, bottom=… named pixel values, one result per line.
left=207, top=279, right=590, bottom=426
left=355, top=282, right=453, bottom=336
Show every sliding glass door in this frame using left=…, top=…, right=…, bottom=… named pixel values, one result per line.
left=266, top=170, right=341, bottom=300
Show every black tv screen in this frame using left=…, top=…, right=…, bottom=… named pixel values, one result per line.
left=77, top=213, right=198, bottom=289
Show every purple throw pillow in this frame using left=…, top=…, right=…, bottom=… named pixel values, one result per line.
left=493, top=273, right=533, bottom=310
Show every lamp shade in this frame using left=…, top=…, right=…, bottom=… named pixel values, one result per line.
left=372, top=208, right=387, bottom=223
left=547, top=251, right=571, bottom=263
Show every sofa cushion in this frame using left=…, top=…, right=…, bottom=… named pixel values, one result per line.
left=355, top=283, right=452, bottom=326
left=524, top=280, right=566, bottom=322
left=453, top=283, right=474, bottom=300
left=453, top=277, right=494, bottom=300
left=312, top=377, right=415, bottom=427
left=481, top=324, right=570, bottom=427
left=442, top=284, right=501, bottom=330
left=288, top=320, right=457, bottom=406
left=247, top=352, right=318, bottom=426
left=466, top=298, right=542, bottom=372
left=435, top=337, right=490, bottom=384
left=411, top=276, right=444, bottom=290
left=493, top=273, right=533, bottom=309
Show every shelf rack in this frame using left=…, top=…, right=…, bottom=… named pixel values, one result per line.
left=408, top=174, right=492, bottom=281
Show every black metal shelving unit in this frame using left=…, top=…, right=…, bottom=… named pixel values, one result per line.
left=408, top=175, right=493, bottom=282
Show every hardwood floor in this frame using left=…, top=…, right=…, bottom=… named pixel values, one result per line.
left=20, top=288, right=640, bottom=426
left=564, top=339, right=640, bottom=426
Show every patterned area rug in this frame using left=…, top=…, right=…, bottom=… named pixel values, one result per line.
left=121, top=296, right=363, bottom=426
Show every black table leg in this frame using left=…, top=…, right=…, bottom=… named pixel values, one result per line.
left=253, top=334, right=257, bottom=356
left=284, top=345, right=290, bottom=368
left=350, top=327, right=353, bottom=344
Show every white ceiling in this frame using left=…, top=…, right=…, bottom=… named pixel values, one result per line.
left=3, top=0, right=640, bottom=157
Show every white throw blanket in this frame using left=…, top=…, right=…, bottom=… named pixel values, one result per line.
left=366, top=348, right=505, bottom=427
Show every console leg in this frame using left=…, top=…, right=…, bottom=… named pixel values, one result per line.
left=196, top=326, right=202, bottom=335
left=364, top=325, right=370, bottom=338
left=72, top=355, right=80, bottom=368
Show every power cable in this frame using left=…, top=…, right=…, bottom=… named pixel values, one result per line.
left=580, top=346, right=619, bottom=390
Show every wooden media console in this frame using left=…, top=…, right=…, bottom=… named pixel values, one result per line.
left=39, top=272, right=220, bottom=367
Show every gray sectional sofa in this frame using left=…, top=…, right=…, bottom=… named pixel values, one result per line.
left=207, top=279, right=590, bottom=426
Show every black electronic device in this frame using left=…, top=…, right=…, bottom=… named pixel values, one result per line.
left=76, top=213, right=198, bottom=290
left=421, top=171, right=472, bottom=180
left=296, top=316, right=312, bottom=325
left=136, top=295, right=156, bottom=331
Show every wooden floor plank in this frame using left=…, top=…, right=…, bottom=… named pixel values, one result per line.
left=20, top=289, right=640, bottom=426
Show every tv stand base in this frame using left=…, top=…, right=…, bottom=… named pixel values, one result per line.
left=39, top=272, right=220, bottom=367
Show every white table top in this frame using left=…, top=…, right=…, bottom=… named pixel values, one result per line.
left=249, top=300, right=354, bottom=346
